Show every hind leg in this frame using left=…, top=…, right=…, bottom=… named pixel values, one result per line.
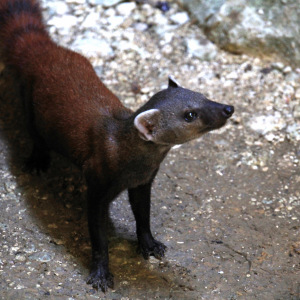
left=21, top=80, right=51, bottom=174
left=23, top=138, right=50, bottom=174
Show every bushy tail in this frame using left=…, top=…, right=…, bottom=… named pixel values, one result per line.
left=0, top=0, right=49, bottom=68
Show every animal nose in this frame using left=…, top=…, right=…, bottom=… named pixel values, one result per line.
left=222, top=105, right=234, bottom=118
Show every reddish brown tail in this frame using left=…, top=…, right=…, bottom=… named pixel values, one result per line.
left=0, top=0, right=49, bottom=68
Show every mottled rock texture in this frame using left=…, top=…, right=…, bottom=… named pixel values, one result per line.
left=178, top=0, right=300, bottom=67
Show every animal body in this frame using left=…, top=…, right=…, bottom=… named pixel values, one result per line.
left=0, top=0, right=234, bottom=292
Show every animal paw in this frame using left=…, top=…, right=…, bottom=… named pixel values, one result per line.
left=87, top=267, right=114, bottom=292
left=138, top=239, right=167, bottom=260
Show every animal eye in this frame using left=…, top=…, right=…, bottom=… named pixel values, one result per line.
left=184, top=111, right=197, bottom=122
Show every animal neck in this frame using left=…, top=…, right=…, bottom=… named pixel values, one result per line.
left=119, top=115, right=171, bottom=156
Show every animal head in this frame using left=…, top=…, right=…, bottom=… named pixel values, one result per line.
left=134, top=77, right=234, bottom=145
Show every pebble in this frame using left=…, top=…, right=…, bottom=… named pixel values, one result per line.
left=29, top=252, right=54, bottom=262
left=170, top=12, right=189, bottom=25
left=226, top=71, right=239, bottom=80
left=72, top=37, right=114, bottom=58
left=24, top=244, right=36, bottom=254
left=15, top=254, right=26, bottom=262
left=88, top=0, right=122, bottom=7
left=48, top=15, right=78, bottom=36
left=106, top=15, right=125, bottom=28
left=116, top=2, right=136, bottom=16
left=293, top=105, right=300, bottom=119
left=66, top=0, right=86, bottom=4
left=295, top=88, right=300, bottom=99
left=81, top=12, right=100, bottom=29
left=271, top=62, right=285, bottom=71
left=283, top=66, right=292, bottom=73
left=248, top=112, right=286, bottom=135
left=185, top=38, right=218, bottom=61
left=46, top=1, right=70, bottom=15
left=286, top=124, right=300, bottom=141
left=133, top=22, right=148, bottom=31
left=152, top=12, right=169, bottom=27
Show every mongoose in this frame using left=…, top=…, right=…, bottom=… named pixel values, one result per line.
left=0, top=0, right=234, bottom=291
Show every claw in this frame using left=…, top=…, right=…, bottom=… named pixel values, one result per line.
left=138, top=239, right=167, bottom=260
left=87, top=268, right=114, bottom=292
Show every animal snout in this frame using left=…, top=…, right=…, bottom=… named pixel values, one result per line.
left=222, top=105, right=234, bottom=118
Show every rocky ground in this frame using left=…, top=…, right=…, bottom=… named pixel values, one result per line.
left=0, top=0, right=299, bottom=299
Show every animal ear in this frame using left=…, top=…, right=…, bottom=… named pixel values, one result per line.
left=134, top=109, right=161, bottom=141
left=168, top=75, right=180, bottom=88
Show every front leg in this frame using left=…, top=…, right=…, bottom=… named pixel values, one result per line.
left=86, top=180, right=114, bottom=292
left=128, top=178, right=167, bottom=260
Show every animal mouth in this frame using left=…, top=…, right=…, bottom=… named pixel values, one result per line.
left=201, top=119, right=228, bottom=133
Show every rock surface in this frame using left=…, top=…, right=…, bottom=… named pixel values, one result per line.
left=178, top=0, right=300, bottom=67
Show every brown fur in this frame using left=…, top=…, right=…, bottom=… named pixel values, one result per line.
left=0, top=0, right=234, bottom=292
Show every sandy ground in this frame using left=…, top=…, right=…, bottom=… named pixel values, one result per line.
left=0, top=1, right=300, bottom=299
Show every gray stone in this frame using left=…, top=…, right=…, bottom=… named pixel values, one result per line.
left=178, top=0, right=300, bottom=67
left=88, top=0, right=122, bottom=6
left=185, top=37, right=218, bottom=61
left=133, top=22, right=148, bottom=32
left=66, top=0, right=86, bottom=4
left=81, top=12, right=100, bottom=29
left=46, top=1, right=70, bottom=15
left=107, top=15, right=125, bottom=28
left=293, top=104, right=300, bottom=119
left=28, top=251, right=53, bottom=262
left=0, top=223, right=8, bottom=230
left=72, top=37, right=114, bottom=58
left=48, top=15, right=78, bottom=35
left=286, top=124, right=300, bottom=141
left=295, top=88, right=300, bottom=99
left=116, top=2, right=136, bottom=16
left=170, top=12, right=190, bottom=25
left=15, top=253, right=26, bottom=262
left=248, top=112, right=286, bottom=135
